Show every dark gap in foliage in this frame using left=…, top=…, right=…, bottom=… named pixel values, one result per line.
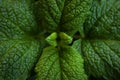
left=70, top=31, right=80, bottom=45
left=73, top=31, right=80, bottom=41
left=89, top=75, right=105, bottom=80
left=26, top=68, right=36, bottom=80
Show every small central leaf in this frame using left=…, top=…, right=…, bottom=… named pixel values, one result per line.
left=46, top=32, right=57, bottom=47
left=59, top=32, right=73, bottom=45
left=46, top=32, right=72, bottom=46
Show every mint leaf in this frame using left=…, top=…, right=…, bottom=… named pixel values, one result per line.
left=35, top=0, right=92, bottom=36
left=35, top=46, right=87, bottom=80
left=82, top=40, right=120, bottom=79
left=46, top=32, right=57, bottom=47
left=46, top=32, right=73, bottom=46
left=0, top=0, right=39, bottom=37
left=0, top=0, right=44, bottom=79
left=1, top=0, right=120, bottom=80
left=84, top=0, right=120, bottom=40
left=73, top=40, right=120, bottom=79
left=0, top=40, right=41, bottom=80
left=59, top=32, right=73, bottom=45
left=73, top=0, right=120, bottom=79
left=72, top=39, right=82, bottom=54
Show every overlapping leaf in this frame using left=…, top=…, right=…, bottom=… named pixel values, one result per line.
left=0, top=40, right=41, bottom=80
left=35, top=0, right=92, bottom=36
left=84, top=0, right=120, bottom=40
left=0, top=0, right=44, bottom=80
left=0, top=0, right=120, bottom=80
left=35, top=46, right=87, bottom=80
left=73, top=40, right=120, bottom=80
left=73, top=0, right=120, bottom=79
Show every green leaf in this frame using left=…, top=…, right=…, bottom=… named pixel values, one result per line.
left=83, top=40, right=120, bottom=79
left=72, top=39, right=82, bottom=54
left=73, top=0, right=120, bottom=79
left=0, top=0, right=40, bottom=36
left=73, top=40, right=120, bottom=80
left=0, top=40, right=41, bottom=80
left=0, top=0, right=44, bottom=80
left=35, top=46, right=87, bottom=80
left=59, top=32, right=73, bottom=45
left=35, top=0, right=92, bottom=36
left=84, top=0, right=120, bottom=40
left=46, top=32, right=72, bottom=46
left=46, top=32, right=57, bottom=47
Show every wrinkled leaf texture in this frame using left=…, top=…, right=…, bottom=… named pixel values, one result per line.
left=35, top=0, right=92, bottom=36
left=35, top=46, right=87, bottom=80
left=0, top=0, right=45, bottom=80
left=73, top=0, right=120, bottom=80
left=0, top=0, right=120, bottom=80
